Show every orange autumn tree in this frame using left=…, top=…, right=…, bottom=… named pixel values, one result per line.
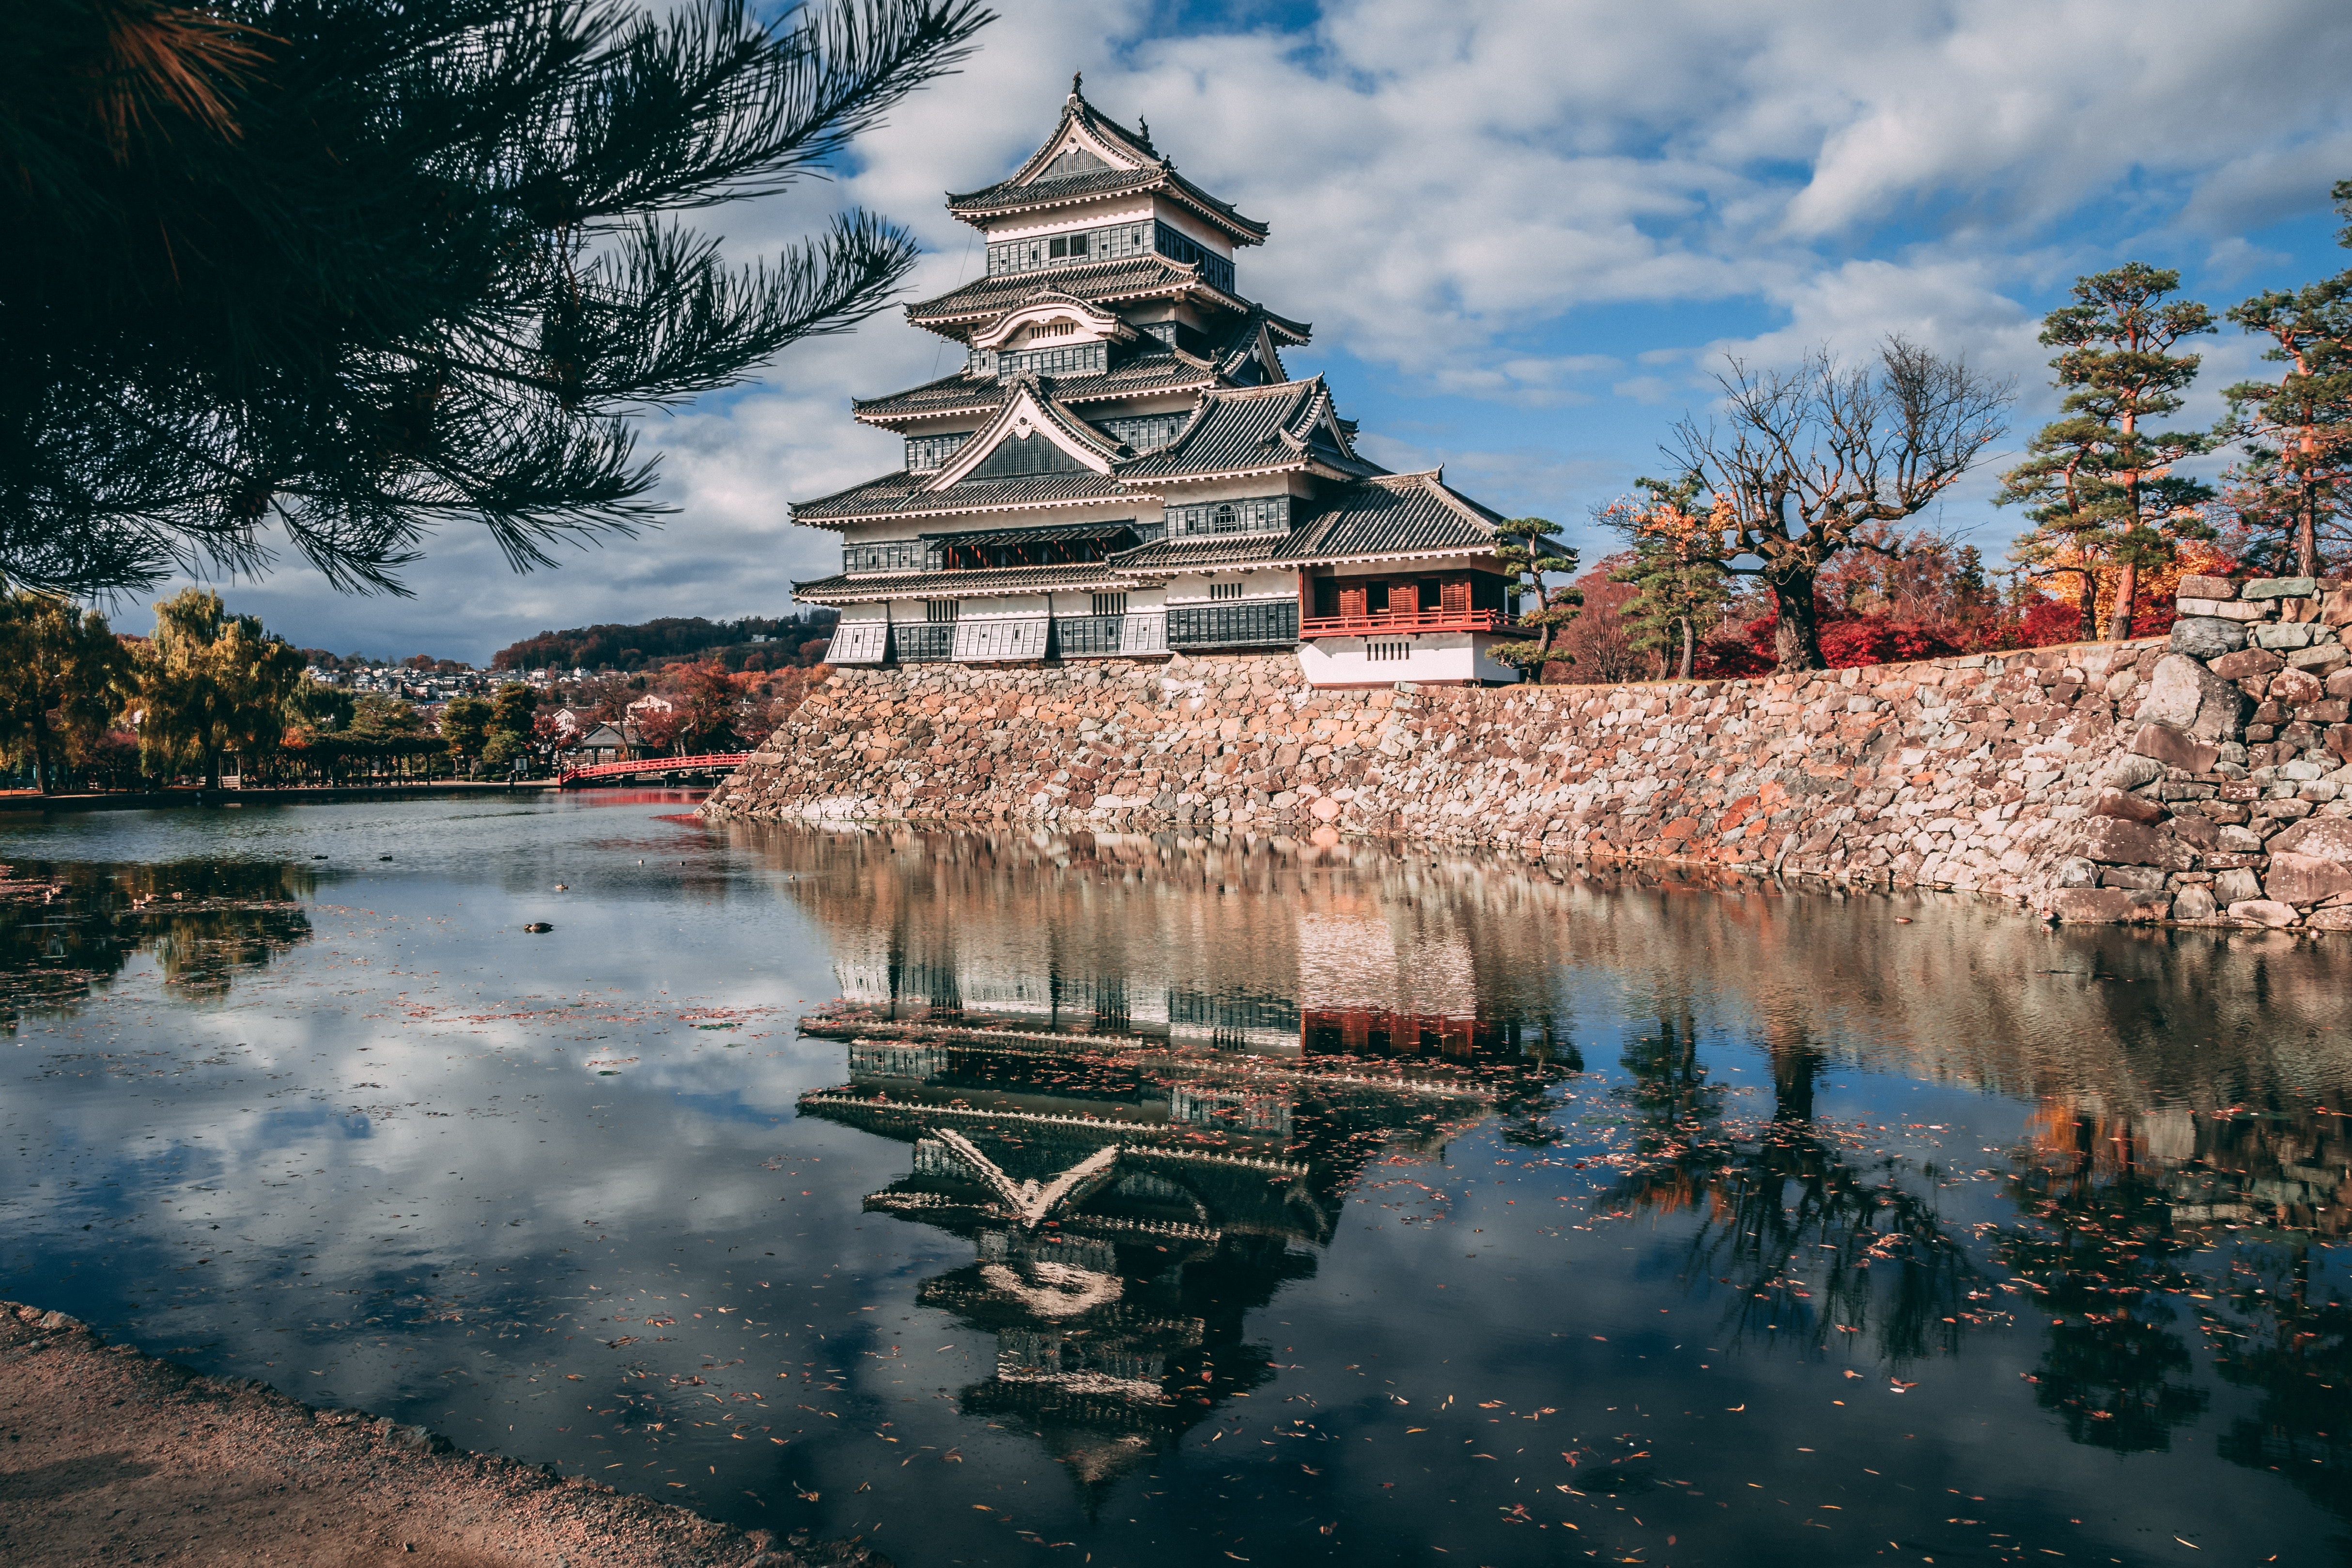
left=1603, top=477, right=1735, bottom=679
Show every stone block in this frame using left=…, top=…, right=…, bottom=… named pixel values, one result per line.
left=2210, top=647, right=2285, bottom=683
left=2265, top=815, right=2352, bottom=861
left=2306, top=907, right=2352, bottom=929
left=2102, top=753, right=2165, bottom=790
left=2263, top=850, right=2352, bottom=907
left=2270, top=668, right=2326, bottom=706
left=2244, top=577, right=2320, bottom=600
left=2323, top=585, right=2352, bottom=628
left=2299, top=700, right=2352, bottom=723
left=2130, top=721, right=2218, bottom=773
left=2168, top=617, right=2247, bottom=658
left=2287, top=645, right=2349, bottom=673
left=2215, top=825, right=2266, bottom=852
left=2213, top=867, right=2265, bottom=902
left=2136, top=654, right=2250, bottom=740
left=2080, top=815, right=2194, bottom=870
left=2168, top=815, right=2221, bottom=848
left=2179, top=597, right=2273, bottom=622
left=2171, top=886, right=2218, bottom=921
left=2228, top=898, right=2301, bottom=927
left=2178, top=574, right=2238, bottom=601
left=2048, top=888, right=2169, bottom=924
left=2254, top=622, right=2320, bottom=651
left=2330, top=724, right=2352, bottom=762
left=2098, top=864, right=2169, bottom=891
left=2093, top=787, right=2164, bottom=823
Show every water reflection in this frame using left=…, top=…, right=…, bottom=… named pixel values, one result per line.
left=0, top=857, right=313, bottom=1023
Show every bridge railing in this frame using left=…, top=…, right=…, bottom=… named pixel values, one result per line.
left=555, top=752, right=750, bottom=788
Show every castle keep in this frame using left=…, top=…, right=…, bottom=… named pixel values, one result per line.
left=789, top=80, right=1533, bottom=688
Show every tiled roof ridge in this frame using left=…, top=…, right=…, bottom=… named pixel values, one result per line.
left=789, top=466, right=917, bottom=518
left=976, top=91, right=1162, bottom=197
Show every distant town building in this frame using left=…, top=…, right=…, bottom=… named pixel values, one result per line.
left=787, top=83, right=1529, bottom=687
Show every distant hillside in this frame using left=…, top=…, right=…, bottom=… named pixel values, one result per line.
left=490, top=612, right=836, bottom=673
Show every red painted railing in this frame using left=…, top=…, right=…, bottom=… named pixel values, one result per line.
left=557, top=752, right=750, bottom=788
left=1298, top=609, right=1516, bottom=640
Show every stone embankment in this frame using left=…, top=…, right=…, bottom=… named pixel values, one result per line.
left=0, top=1301, right=876, bottom=1568
left=704, top=575, right=2352, bottom=927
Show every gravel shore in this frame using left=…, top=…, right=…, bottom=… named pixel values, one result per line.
left=0, top=1301, right=887, bottom=1568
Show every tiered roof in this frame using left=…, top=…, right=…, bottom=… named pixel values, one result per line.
left=1121, top=378, right=1377, bottom=482
left=944, top=89, right=1269, bottom=244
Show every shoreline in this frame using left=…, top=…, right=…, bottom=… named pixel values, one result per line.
left=0, top=1302, right=882, bottom=1568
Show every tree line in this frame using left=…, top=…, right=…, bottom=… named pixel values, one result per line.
left=0, top=588, right=552, bottom=794
left=1494, top=182, right=2352, bottom=677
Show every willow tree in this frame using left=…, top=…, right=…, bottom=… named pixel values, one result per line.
left=1670, top=339, right=2012, bottom=672
left=2218, top=183, right=2352, bottom=580
left=1996, top=265, right=2216, bottom=640
left=0, top=0, right=990, bottom=597
left=135, top=589, right=306, bottom=788
left=0, top=594, right=134, bottom=793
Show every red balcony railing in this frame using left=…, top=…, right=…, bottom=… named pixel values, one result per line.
left=1298, top=608, right=1516, bottom=640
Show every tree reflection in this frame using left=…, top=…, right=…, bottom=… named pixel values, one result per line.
left=1599, top=1002, right=1981, bottom=1364
left=0, top=859, right=313, bottom=1024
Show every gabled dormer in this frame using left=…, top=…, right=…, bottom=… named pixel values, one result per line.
left=928, top=379, right=1126, bottom=488
left=966, top=292, right=1139, bottom=379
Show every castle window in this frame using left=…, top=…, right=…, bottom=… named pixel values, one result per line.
left=1209, top=581, right=1243, bottom=601
left=984, top=221, right=1157, bottom=277
left=1096, top=412, right=1186, bottom=450
left=1367, top=640, right=1411, bottom=662
left=842, top=539, right=919, bottom=573
left=1047, top=232, right=1089, bottom=259
left=924, top=599, right=959, bottom=623
left=1091, top=592, right=1128, bottom=617
left=904, top=431, right=972, bottom=473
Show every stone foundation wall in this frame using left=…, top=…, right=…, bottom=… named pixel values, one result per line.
left=701, top=574, right=2352, bottom=926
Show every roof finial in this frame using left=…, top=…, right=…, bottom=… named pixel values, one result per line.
left=1070, top=70, right=1083, bottom=98
left=1137, top=115, right=1150, bottom=143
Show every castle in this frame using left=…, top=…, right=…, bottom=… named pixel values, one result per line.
left=788, top=78, right=1540, bottom=687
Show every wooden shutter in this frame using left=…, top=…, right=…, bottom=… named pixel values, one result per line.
left=1440, top=579, right=1471, bottom=617
left=1392, top=581, right=1419, bottom=617
left=1338, top=584, right=1367, bottom=619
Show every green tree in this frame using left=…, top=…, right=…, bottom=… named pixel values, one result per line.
left=490, top=682, right=540, bottom=738
left=0, top=593, right=134, bottom=792
left=1604, top=477, right=1733, bottom=680
left=1488, top=517, right=1582, bottom=681
left=0, top=0, right=991, bottom=597
left=287, top=676, right=355, bottom=735
left=1672, top=339, right=2012, bottom=672
left=135, top=588, right=305, bottom=788
left=2217, top=183, right=2352, bottom=580
left=348, top=694, right=425, bottom=738
left=1996, top=265, right=2217, bottom=641
left=440, top=695, right=493, bottom=773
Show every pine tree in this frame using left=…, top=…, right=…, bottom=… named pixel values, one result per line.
left=1604, top=477, right=1733, bottom=679
left=0, top=0, right=990, bottom=597
left=1996, top=265, right=2216, bottom=640
left=1489, top=517, right=1581, bottom=682
left=2217, top=182, right=2352, bottom=580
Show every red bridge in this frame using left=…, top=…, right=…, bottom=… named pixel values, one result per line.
left=556, top=752, right=751, bottom=789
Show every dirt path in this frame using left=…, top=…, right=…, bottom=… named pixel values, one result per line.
left=0, top=1303, right=882, bottom=1568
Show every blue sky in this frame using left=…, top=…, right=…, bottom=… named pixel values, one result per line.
left=188, top=0, right=2352, bottom=664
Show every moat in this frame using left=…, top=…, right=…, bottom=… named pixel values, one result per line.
left=2, top=794, right=2345, bottom=1566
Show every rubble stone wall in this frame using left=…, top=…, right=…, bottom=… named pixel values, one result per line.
left=702, top=574, right=2352, bottom=925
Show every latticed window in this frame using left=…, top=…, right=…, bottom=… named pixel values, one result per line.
left=1208, top=581, right=1243, bottom=601
left=1168, top=600, right=1295, bottom=649
left=1091, top=592, right=1127, bottom=617
left=1167, top=495, right=1288, bottom=536
left=977, top=343, right=1109, bottom=378
left=1367, top=640, right=1411, bottom=662
left=924, top=599, right=959, bottom=623
left=986, top=221, right=1154, bottom=277
left=904, top=432, right=971, bottom=473
left=1097, top=412, right=1187, bottom=451
left=841, top=540, right=919, bottom=573
left=1152, top=221, right=1235, bottom=292
left=892, top=623, right=953, bottom=662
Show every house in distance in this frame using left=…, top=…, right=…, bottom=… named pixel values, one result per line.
left=790, top=79, right=1542, bottom=687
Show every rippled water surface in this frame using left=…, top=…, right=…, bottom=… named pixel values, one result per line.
left=3, top=794, right=2348, bottom=1567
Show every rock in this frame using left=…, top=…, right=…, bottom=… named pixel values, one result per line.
left=2098, top=864, right=2169, bottom=891
left=2179, top=597, right=2272, bottom=622
left=2306, top=907, right=2352, bottom=930
left=2264, top=815, right=2352, bottom=861
left=2048, top=888, right=2156, bottom=924
left=2262, top=850, right=2352, bottom=907
left=2168, top=616, right=2247, bottom=658
left=2244, top=577, right=2320, bottom=600
left=2101, top=754, right=2165, bottom=790
left=2228, top=898, right=2301, bottom=927
left=2254, top=622, right=2320, bottom=651
left=2216, top=825, right=2265, bottom=852
left=2286, top=644, right=2349, bottom=673
left=37, top=1310, right=81, bottom=1331
left=2213, top=867, right=2265, bottom=902
left=2171, top=885, right=2219, bottom=921
left=2093, top=787, right=2164, bottom=823
left=387, top=1424, right=453, bottom=1455
left=2178, top=574, right=2238, bottom=600
left=2330, top=724, right=2352, bottom=762
left=2080, top=815, right=2193, bottom=870
left=2270, top=668, right=2326, bottom=706
left=2210, top=647, right=2285, bottom=683
left=2137, top=653, right=2250, bottom=740
left=2168, top=815, right=2221, bottom=849
left=2323, top=585, right=2352, bottom=628
left=2129, top=722, right=2219, bottom=774
left=2055, top=856, right=2099, bottom=888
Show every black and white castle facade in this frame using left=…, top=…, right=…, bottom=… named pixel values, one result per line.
left=791, top=81, right=1529, bottom=687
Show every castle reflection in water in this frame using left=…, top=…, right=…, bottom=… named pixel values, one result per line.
left=729, top=824, right=2352, bottom=1510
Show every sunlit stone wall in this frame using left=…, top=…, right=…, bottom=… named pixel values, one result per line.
left=704, top=577, right=2352, bottom=925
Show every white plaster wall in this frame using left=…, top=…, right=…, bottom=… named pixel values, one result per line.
left=1164, top=569, right=1300, bottom=606
left=1295, top=632, right=1520, bottom=687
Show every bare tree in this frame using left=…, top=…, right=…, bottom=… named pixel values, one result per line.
left=1671, top=339, right=2013, bottom=672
